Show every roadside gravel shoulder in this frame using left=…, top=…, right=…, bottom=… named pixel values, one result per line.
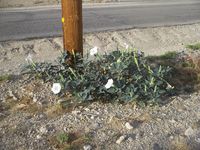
left=0, top=23, right=200, bottom=75
left=1, top=74, right=200, bottom=149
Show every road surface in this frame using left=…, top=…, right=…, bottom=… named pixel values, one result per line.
left=0, top=0, right=200, bottom=41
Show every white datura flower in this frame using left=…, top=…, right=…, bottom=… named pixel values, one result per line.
left=90, top=46, right=98, bottom=56
left=51, top=83, right=62, bottom=94
left=105, top=79, right=114, bottom=89
left=137, top=50, right=142, bottom=55
left=166, top=83, right=174, bottom=90
left=124, top=43, right=129, bottom=50
left=25, top=54, right=33, bottom=63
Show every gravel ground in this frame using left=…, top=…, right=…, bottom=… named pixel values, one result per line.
left=0, top=23, right=200, bottom=150
left=1, top=72, right=200, bottom=150
left=1, top=42, right=200, bottom=149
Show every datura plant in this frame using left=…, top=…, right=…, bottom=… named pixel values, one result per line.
left=24, top=47, right=174, bottom=105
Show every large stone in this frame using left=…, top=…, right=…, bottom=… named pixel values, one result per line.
left=185, top=127, right=195, bottom=137
left=116, top=135, right=126, bottom=144
left=125, top=122, right=133, bottom=130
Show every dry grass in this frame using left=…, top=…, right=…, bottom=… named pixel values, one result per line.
left=170, top=136, right=189, bottom=150
left=2, top=96, right=44, bottom=119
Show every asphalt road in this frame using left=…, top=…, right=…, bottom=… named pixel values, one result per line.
left=0, top=0, right=200, bottom=41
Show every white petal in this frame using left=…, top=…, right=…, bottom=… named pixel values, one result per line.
left=26, top=54, right=33, bottom=63
left=105, top=79, right=114, bottom=89
left=124, top=43, right=129, bottom=50
left=51, top=83, right=62, bottom=94
left=90, top=46, right=98, bottom=56
left=167, top=83, right=174, bottom=90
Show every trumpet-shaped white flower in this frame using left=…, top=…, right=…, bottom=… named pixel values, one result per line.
left=90, top=46, right=98, bottom=56
left=137, top=50, right=142, bottom=55
left=51, top=83, right=62, bottom=94
left=166, top=83, right=174, bottom=90
left=25, top=54, right=33, bottom=63
left=105, top=79, right=114, bottom=89
left=124, top=43, right=129, bottom=50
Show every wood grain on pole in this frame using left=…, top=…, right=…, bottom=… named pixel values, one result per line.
left=61, top=0, right=83, bottom=56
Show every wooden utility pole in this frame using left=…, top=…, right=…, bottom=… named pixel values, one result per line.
left=61, top=0, right=83, bottom=58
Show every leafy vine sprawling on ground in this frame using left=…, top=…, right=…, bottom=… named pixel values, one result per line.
left=24, top=48, right=174, bottom=105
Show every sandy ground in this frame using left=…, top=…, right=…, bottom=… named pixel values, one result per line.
left=0, top=23, right=200, bottom=75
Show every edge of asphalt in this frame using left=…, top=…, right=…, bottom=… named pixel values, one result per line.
left=1, top=1, right=200, bottom=12
left=1, top=22, right=200, bottom=43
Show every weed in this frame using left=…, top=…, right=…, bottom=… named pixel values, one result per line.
left=147, top=51, right=178, bottom=61
left=49, top=131, right=92, bottom=150
left=57, top=133, right=69, bottom=144
left=159, top=51, right=178, bottom=60
left=0, top=74, right=12, bottom=82
left=187, top=43, right=200, bottom=50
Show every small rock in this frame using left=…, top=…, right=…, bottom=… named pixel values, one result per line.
left=8, top=90, right=13, bottom=96
left=169, top=119, right=176, bottom=124
left=57, top=99, right=67, bottom=104
left=28, top=92, right=34, bottom=97
left=169, top=135, right=174, bottom=140
left=185, top=127, right=195, bottom=137
left=0, top=112, right=6, bottom=117
left=84, top=127, right=90, bottom=133
left=153, top=143, right=162, bottom=150
left=34, top=113, right=47, bottom=120
left=178, top=109, right=183, bottom=112
left=127, top=137, right=133, bottom=142
left=37, top=101, right=44, bottom=106
left=39, top=125, right=52, bottom=135
left=90, top=115, right=95, bottom=120
left=15, top=104, right=26, bottom=110
left=36, top=135, right=42, bottom=139
left=135, top=133, right=140, bottom=139
left=2, top=98, right=6, bottom=103
left=156, top=118, right=162, bottom=121
left=63, top=127, right=69, bottom=132
left=83, top=144, right=92, bottom=150
left=71, top=110, right=81, bottom=115
left=93, top=123, right=101, bottom=129
left=195, top=137, right=200, bottom=143
left=33, top=95, right=38, bottom=103
left=78, top=106, right=83, bottom=109
left=125, top=122, right=133, bottom=130
left=84, top=108, right=90, bottom=112
left=8, top=90, right=18, bottom=100
left=116, top=135, right=126, bottom=144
